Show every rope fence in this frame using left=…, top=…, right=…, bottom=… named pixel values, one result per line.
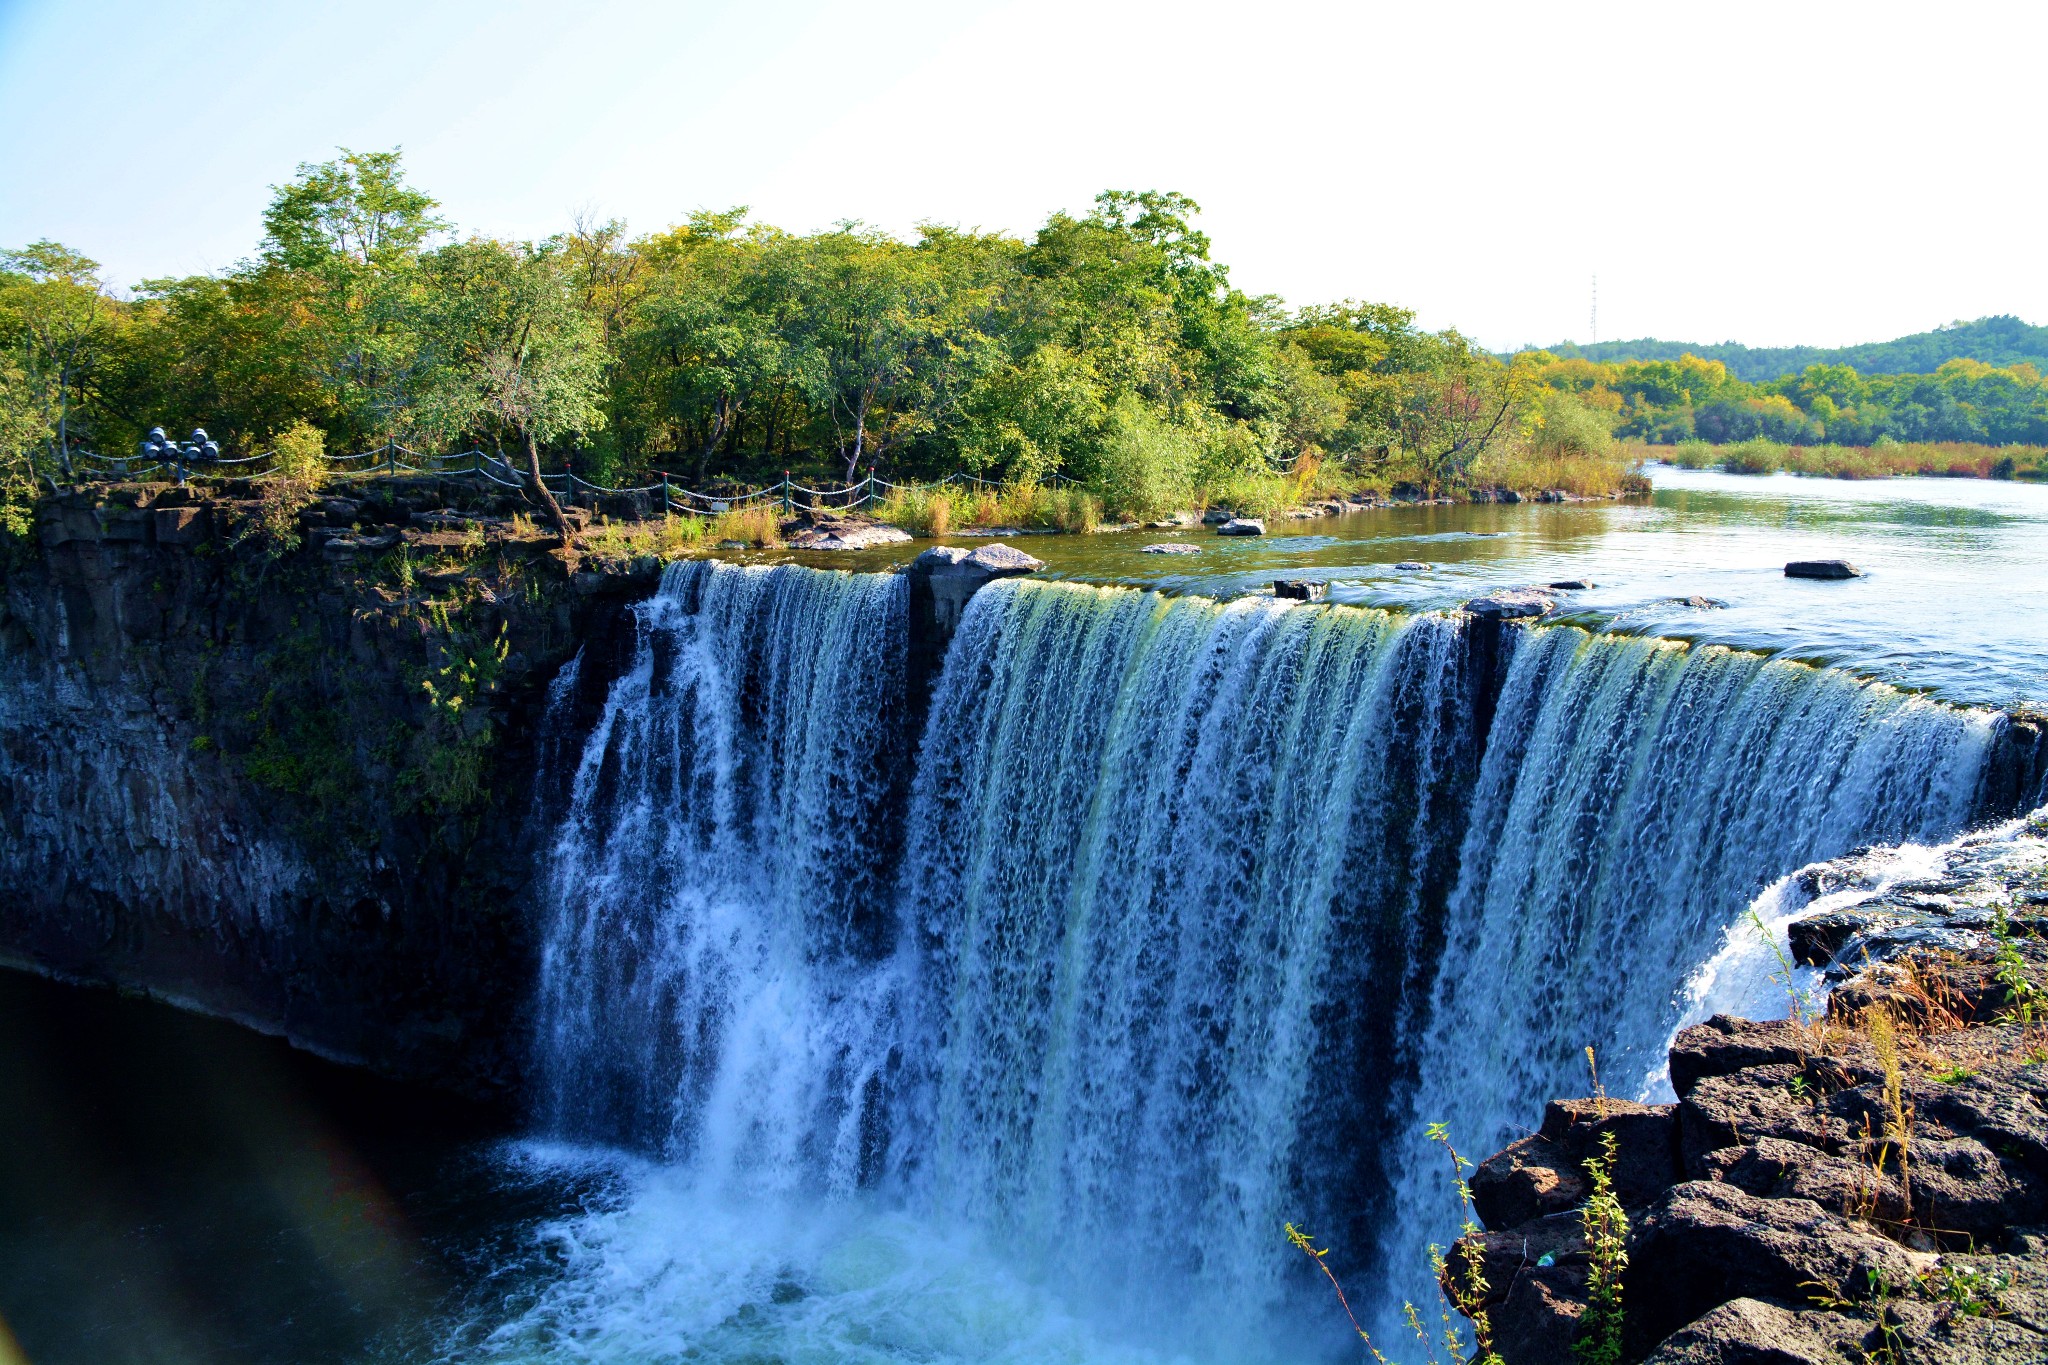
left=60, top=440, right=1084, bottom=520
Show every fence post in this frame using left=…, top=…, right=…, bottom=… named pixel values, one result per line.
left=783, top=472, right=791, bottom=515
left=385, top=439, right=396, bottom=477
left=660, top=472, right=670, bottom=517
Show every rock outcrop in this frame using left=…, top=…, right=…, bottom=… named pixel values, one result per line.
left=0, top=480, right=637, bottom=1096
left=1453, top=809, right=2048, bottom=1364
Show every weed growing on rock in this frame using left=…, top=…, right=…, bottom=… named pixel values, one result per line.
left=1921, top=1262, right=2008, bottom=1318
left=1426, top=1122, right=1505, bottom=1365
left=1865, top=1008, right=1914, bottom=1222
left=1288, top=1125, right=1504, bottom=1365
left=1750, top=909, right=1825, bottom=1050
left=1989, top=906, right=2040, bottom=1024
left=1574, top=1130, right=1628, bottom=1365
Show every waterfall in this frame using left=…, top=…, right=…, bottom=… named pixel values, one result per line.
left=521, top=563, right=2001, bottom=1363
left=1370, top=624, right=1992, bottom=1335
left=534, top=559, right=910, bottom=1185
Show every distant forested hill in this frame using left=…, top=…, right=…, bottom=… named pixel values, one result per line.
left=1529, top=315, right=2048, bottom=381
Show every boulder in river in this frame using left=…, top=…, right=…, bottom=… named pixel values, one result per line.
left=1463, top=587, right=1557, bottom=619
left=1273, top=579, right=1326, bottom=601
left=1549, top=579, right=1594, bottom=590
left=1140, top=543, right=1202, bottom=555
left=784, top=517, right=912, bottom=550
left=1395, top=560, right=1430, bottom=571
left=904, top=543, right=1045, bottom=638
left=1784, top=559, right=1862, bottom=579
left=1215, top=517, right=1265, bottom=537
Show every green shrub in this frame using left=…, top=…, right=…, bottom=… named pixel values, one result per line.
left=268, top=420, right=327, bottom=479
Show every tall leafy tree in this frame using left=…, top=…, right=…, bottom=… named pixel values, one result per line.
left=413, top=239, right=608, bottom=539
left=258, top=149, right=446, bottom=448
left=0, top=241, right=113, bottom=475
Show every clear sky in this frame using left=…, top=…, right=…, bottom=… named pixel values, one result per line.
left=2, top=0, right=2041, bottom=351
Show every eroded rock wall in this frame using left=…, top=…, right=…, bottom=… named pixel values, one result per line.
left=0, top=481, right=651, bottom=1096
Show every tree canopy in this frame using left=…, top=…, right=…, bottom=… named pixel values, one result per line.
left=2, top=148, right=2041, bottom=531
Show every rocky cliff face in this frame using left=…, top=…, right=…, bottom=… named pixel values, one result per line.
left=0, top=480, right=659, bottom=1097
left=1455, top=810, right=2048, bottom=1364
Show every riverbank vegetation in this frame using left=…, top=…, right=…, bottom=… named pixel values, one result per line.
left=1642, top=437, right=2047, bottom=480
left=0, top=149, right=1642, bottom=535
left=6, top=147, right=2043, bottom=542
left=1517, top=349, right=2048, bottom=451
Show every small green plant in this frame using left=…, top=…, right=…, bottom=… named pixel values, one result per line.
left=1426, top=1122, right=1505, bottom=1365
left=1289, top=1124, right=1506, bottom=1365
left=1928, top=1064, right=1977, bottom=1085
left=1751, top=909, right=1821, bottom=1030
left=1921, top=1262, right=2007, bottom=1318
left=1989, top=906, right=2040, bottom=1024
left=1285, top=1223, right=1393, bottom=1364
left=1574, top=1130, right=1628, bottom=1365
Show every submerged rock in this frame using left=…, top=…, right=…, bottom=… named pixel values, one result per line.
left=1395, top=560, right=1430, bottom=571
left=1662, top=595, right=1728, bottom=609
left=1548, top=579, right=1595, bottom=590
left=1785, top=559, right=1863, bottom=580
left=1139, top=543, right=1202, bottom=555
left=1215, top=517, right=1264, bottom=537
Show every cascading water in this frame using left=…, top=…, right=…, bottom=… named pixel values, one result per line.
left=1371, top=623, right=1993, bottom=1336
left=533, top=559, right=910, bottom=1182
left=510, top=561, right=2005, bottom=1363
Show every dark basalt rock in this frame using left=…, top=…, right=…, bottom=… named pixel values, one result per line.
left=1455, top=821, right=2048, bottom=1365
left=1464, top=588, right=1557, bottom=620
left=1628, top=1181, right=1922, bottom=1348
left=1638, top=1297, right=1869, bottom=1365
left=1668, top=1016, right=1810, bottom=1099
left=1273, top=579, right=1326, bottom=602
left=1784, top=559, right=1863, bottom=580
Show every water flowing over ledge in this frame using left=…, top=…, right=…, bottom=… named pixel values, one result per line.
left=522, top=559, right=2015, bottom=1362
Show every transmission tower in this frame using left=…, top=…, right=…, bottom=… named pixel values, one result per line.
left=1590, top=275, right=1599, bottom=345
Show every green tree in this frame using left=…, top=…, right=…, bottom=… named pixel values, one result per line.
left=0, top=240, right=114, bottom=476
left=256, top=149, right=446, bottom=449
left=413, top=239, right=608, bottom=539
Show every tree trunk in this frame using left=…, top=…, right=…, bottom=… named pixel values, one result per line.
left=695, top=393, right=730, bottom=487
left=845, top=399, right=867, bottom=484
left=56, top=375, right=71, bottom=479
left=526, top=429, right=571, bottom=543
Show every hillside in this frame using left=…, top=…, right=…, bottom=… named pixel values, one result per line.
left=1530, top=314, right=2048, bottom=380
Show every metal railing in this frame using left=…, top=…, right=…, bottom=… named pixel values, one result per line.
left=63, top=440, right=1083, bottom=520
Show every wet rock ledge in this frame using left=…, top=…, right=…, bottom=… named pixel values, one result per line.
left=1456, top=810, right=2048, bottom=1364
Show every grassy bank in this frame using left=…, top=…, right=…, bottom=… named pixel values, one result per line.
left=1642, top=438, right=2048, bottom=481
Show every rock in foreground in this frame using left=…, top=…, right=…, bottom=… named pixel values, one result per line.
left=1450, top=810, right=2048, bottom=1365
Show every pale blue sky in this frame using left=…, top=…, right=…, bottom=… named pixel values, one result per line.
left=3, top=0, right=2042, bottom=350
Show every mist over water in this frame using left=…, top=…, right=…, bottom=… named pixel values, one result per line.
left=507, top=558, right=2009, bottom=1362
